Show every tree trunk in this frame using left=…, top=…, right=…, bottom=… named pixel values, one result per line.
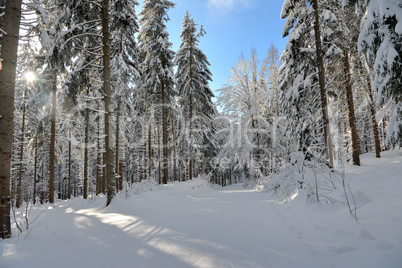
left=49, top=72, right=57, bottom=204
left=367, top=78, right=381, bottom=158
left=68, top=132, right=71, bottom=199
left=162, top=82, right=169, bottom=184
left=33, top=136, right=38, bottom=204
left=16, top=104, right=26, bottom=208
left=312, top=0, right=333, bottom=167
left=119, top=162, right=123, bottom=190
left=115, top=99, right=120, bottom=192
left=96, top=113, right=100, bottom=195
left=343, top=51, right=360, bottom=166
left=0, top=0, right=22, bottom=238
left=148, top=120, right=151, bottom=178
left=158, top=122, right=161, bottom=184
left=83, top=89, right=90, bottom=199
left=139, top=144, right=143, bottom=182
left=189, top=49, right=193, bottom=181
left=202, top=151, right=206, bottom=175
left=172, top=121, right=177, bottom=181
left=40, top=167, right=44, bottom=204
left=189, top=96, right=193, bottom=181
left=102, top=0, right=115, bottom=206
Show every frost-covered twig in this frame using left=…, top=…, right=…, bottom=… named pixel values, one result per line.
left=340, top=162, right=358, bottom=221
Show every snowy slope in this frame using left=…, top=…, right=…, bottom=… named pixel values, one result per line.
left=1, top=150, right=402, bottom=268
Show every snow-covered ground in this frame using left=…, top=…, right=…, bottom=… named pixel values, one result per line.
left=1, top=150, right=402, bottom=268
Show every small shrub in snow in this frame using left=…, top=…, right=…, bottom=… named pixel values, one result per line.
left=122, top=178, right=159, bottom=198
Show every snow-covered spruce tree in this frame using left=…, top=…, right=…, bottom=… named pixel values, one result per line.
left=29, top=0, right=79, bottom=203
left=281, top=0, right=334, bottom=166
left=358, top=0, right=402, bottom=147
left=313, top=1, right=362, bottom=165
left=99, top=0, right=114, bottom=205
left=110, top=0, right=140, bottom=191
left=138, top=0, right=176, bottom=185
left=279, top=0, right=325, bottom=165
left=175, top=11, right=215, bottom=181
left=12, top=43, right=41, bottom=208
left=344, top=0, right=401, bottom=147
left=56, top=0, right=112, bottom=200
left=338, top=5, right=362, bottom=165
left=64, top=64, right=102, bottom=200
left=343, top=5, right=382, bottom=158
left=54, top=0, right=128, bottom=205
left=10, top=4, right=52, bottom=208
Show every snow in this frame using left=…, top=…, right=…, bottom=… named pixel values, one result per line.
left=1, top=151, right=402, bottom=268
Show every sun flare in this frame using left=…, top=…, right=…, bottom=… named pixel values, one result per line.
left=25, top=72, right=36, bottom=82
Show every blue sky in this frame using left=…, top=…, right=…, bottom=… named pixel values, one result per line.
left=139, top=0, right=287, bottom=94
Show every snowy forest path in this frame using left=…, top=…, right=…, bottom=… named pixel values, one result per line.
left=3, top=154, right=402, bottom=268
left=102, top=182, right=323, bottom=268
left=2, top=183, right=324, bottom=268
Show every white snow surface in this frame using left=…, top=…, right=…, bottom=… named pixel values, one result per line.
left=1, top=151, right=402, bottom=268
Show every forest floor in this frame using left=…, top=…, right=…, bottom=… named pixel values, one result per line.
left=1, top=150, right=402, bottom=268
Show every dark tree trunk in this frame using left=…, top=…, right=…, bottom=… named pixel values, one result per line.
left=33, top=136, right=38, bottom=204
left=162, top=82, right=169, bottom=184
left=366, top=78, right=381, bottom=158
left=102, top=0, right=115, bottom=206
left=172, top=121, right=177, bottom=181
left=119, top=162, right=123, bottom=190
left=139, top=144, right=143, bottom=182
left=49, top=72, right=57, bottom=204
left=115, top=99, right=120, bottom=192
left=0, top=0, right=22, bottom=238
left=343, top=51, right=360, bottom=166
left=40, top=168, right=44, bottom=204
left=158, top=122, right=161, bottom=184
left=312, top=0, right=333, bottom=167
left=16, top=104, right=26, bottom=208
left=189, top=49, right=193, bottom=181
left=83, top=89, right=90, bottom=199
left=96, top=113, right=101, bottom=195
left=68, top=132, right=71, bottom=199
left=148, top=122, right=151, bottom=178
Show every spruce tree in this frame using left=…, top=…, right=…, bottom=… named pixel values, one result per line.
left=280, top=0, right=339, bottom=166
left=138, top=0, right=176, bottom=184
left=110, top=0, right=140, bottom=191
left=359, top=0, right=402, bottom=145
left=175, top=11, right=215, bottom=180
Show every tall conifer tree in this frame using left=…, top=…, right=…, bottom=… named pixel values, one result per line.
left=138, top=0, right=176, bottom=184
left=175, top=11, right=214, bottom=180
